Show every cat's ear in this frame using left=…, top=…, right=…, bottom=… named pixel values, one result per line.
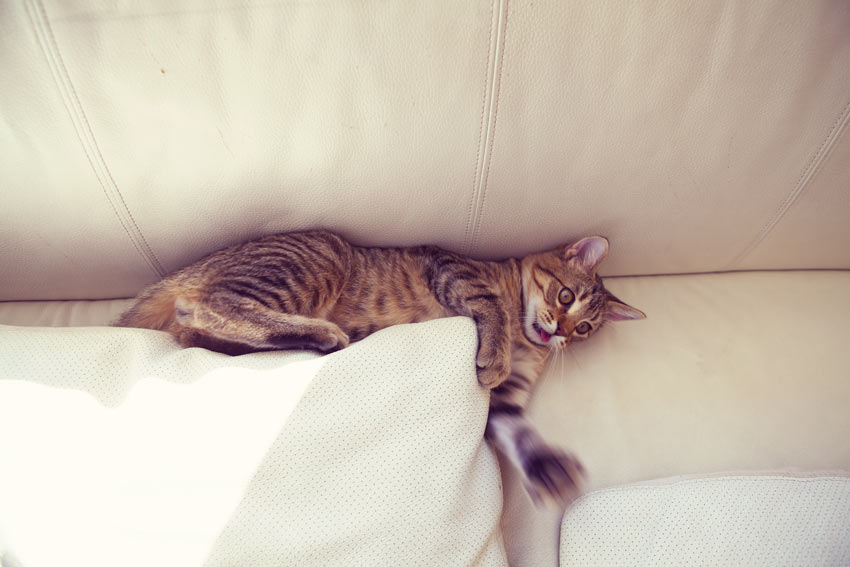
left=605, top=297, right=646, bottom=321
left=565, top=236, right=609, bottom=275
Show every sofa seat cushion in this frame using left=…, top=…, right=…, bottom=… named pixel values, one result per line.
left=0, top=317, right=506, bottom=567
left=559, top=474, right=850, bottom=566
left=0, top=299, right=131, bottom=328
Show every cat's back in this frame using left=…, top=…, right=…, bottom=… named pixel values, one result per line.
left=191, top=230, right=353, bottom=275
left=116, top=230, right=355, bottom=330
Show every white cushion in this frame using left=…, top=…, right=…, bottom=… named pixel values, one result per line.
left=0, top=317, right=506, bottom=567
left=559, top=474, right=850, bottom=566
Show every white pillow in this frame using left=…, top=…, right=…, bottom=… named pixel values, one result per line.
left=0, top=317, right=507, bottom=567
left=560, top=474, right=850, bottom=566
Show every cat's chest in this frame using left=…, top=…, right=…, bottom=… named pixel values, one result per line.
left=510, top=340, right=547, bottom=379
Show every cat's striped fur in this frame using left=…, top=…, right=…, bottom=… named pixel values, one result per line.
left=116, top=230, right=644, bottom=504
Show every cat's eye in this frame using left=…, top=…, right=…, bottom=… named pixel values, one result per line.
left=558, top=287, right=575, bottom=306
left=575, top=322, right=592, bottom=334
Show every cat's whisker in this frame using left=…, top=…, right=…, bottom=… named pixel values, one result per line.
left=542, top=347, right=556, bottom=367
left=549, top=349, right=563, bottom=387
left=559, top=350, right=568, bottom=383
left=548, top=348, right=558, bottom=370
left=547, top=348, right=560, bottom=378
left=567, top=346, right=584, bottom=375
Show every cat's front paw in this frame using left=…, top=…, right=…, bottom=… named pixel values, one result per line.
left=316, top=325, right=350, bottom=353
left=522, top=446, right=585, bottom=506
left=475, top=346, right=510, bottom=388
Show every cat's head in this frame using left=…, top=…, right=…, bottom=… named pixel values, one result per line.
left=520, top=236, right=645, bottom=349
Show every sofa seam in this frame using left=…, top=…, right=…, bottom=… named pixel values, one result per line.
left=23, top=0, right=166, bottom=279
left=467, top=0, right=508, bottom=257
left=464, top=0, right=508, bottom=256
left=463, top=0, right=495, bottom=253
left=726, top=97, right=850, bottom=269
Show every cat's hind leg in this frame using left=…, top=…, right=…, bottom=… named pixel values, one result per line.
left=174, top=295, right=349, bottom=354
left=177, top=328, right=263, bottom=356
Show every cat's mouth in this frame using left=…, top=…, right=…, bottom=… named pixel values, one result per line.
left=532, top=321, right=552, bottom=343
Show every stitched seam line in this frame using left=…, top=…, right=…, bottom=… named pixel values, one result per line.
left=464, top=0, right=508, bottom=256
left=727, top=98, right=850, bottom=269
left=463, top=0, right=496, bottom=251
left=24, top=0, right=165, bottom=278
left=467, top=0, right=508, bottom=257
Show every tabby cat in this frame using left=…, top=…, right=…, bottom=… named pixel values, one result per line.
left=116, top=230, right=644, bottom=504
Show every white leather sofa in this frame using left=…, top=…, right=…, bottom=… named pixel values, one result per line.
left=2, top=2, right=849, bottom=566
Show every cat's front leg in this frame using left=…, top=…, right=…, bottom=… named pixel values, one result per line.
left=486, top=407, right=585, bottom=505
left=470, top=301, right=512, bottom=388
left=422, top=253, right=511, bottom=388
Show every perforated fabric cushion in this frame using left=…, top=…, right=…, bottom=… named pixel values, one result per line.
left=0, top=317, right=507, bottom=567
left=559, top=475, right=850, bottom=566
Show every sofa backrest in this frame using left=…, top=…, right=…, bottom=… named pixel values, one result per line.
left=2, top=0, right=849, bottom=300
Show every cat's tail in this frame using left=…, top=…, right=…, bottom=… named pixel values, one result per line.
left=114, top=283, right=186, bottom=332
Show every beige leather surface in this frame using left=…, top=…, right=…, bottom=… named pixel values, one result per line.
left=0, top=299, right=130, bottom=328
left=2, top=1, right=850, bottom=300
left=3, top=270, right=849, bottom=566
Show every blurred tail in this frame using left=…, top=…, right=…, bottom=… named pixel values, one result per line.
left=114, top=285, right=181, bottom=332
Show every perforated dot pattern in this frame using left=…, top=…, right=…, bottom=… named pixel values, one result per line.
left=205, top=317, right=507, bottom=566
left=560, top=475, right=850, bottom=566
left=0, top=318, right=507, bottom=566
